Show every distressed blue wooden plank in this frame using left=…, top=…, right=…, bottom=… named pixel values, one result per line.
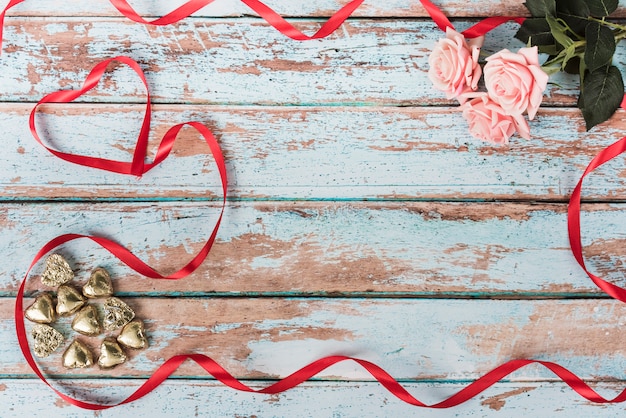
left=2, top=104, right=625, bottom=200
left=0, top=18, right=592, bottom=105
left=3, top=299, right=626, bottom=380
left=0, top=0, right=544, bottom=18
left=0, top=379, right=625, bottom=417
left=0, top=202, right=624, bottom=294
left=2, top=0, right=626, bottom=18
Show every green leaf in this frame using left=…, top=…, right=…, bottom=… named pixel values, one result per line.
left=584, top=21, right=616, bottom=72
left=561, top=43, right=579, bottom=70
left=524, top=0, right=556, bottom=17
left=556, top=0, right=590, bottom=17
left=584, top=0, right=619, bottom=17
left=578, top=65, right=624, bottom=130
left=514, top=18, right=555, bottom=46
left=564, top=56, right=581, bottom=74
left=546, top=14, right=574, bottom=48
left=556, top=0, right=590, bottom=35
left=579, top=57, right=587, bottom=82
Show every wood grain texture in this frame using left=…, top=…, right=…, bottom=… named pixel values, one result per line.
left=4, top=299, right=626, bottom=379
left=1, top=202, right=625, bottom=295
left=1, top=379, right=625, bottom=417
left=0, top=18, right=591, bottom=105
left=3, top=104, right=626, bottom=200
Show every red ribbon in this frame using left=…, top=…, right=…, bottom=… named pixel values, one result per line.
left=17, top=55, right=626, bottom=409
left=13, top=230, right=626, bottom=409
left=0, top=0, right=365, bottom=51
left=110, top=0, right=367, bottom=41
left=28, top=56, right=227, bottom=278
left=0, top=0, right=23, bottom=53
left=567, top=95, right=626, bottom=303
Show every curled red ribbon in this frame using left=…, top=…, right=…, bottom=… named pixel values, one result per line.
left=0, top=0, right=21, bottom=52
left=13, top=233, right=626, bottom=409
left=28, top=56, right=227, bottom=278
left=417, top=0, right=525, bottom=37
left=0, top=0, right=365, bottom=52
left=567, top=95, right=626, bottom=303
left=110, top=0, right=367, bottom=41
left=17, top=55, right=626, bottom=410
left=0, top=0, right=521, bottom=52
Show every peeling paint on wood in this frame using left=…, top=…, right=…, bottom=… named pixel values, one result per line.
left=4, top=299, right=626, bottom=379
left=0, top=202, right=624, bottom=295
left=0, top=379, right=625, bottom=417
left=0, top=18, right=598, bottom=105
left=1, top=104, right=626, bottom=200
left=480, top=387, right=535, bottom=411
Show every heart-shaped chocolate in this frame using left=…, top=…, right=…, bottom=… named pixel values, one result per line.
left=71, top=305, right=101, bottom=336
left=62, top=339, right=94, bottom=369
left=41, top=254, right=74, bottom=287
left=103, top=297, right=135, bottom=331
left=117, top=319, right=148, bottom=349
left=98, top=338, right=127, bottom=369
left=82, top=267, right=114, bottom=298
left=56, top=284, right=86, bottom=316
left=24, top=293, right=56, bottom=324
left=31, top=324, right=64, bottom=358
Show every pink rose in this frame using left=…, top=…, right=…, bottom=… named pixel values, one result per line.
left=461, top=94, right=530, bottom=145
left=428, top=27, right=482, bottom=99
left=483, top=46, right=549, bottom=120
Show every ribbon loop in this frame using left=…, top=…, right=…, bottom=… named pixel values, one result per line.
left=567, top=95, right=626, bottom=303
left=29, top=56, right=152, bottom=177
left=28, top=56, right=227, bottom=279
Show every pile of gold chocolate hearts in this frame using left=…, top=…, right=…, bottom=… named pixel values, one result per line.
left=25, top=254, right=148, bottom=369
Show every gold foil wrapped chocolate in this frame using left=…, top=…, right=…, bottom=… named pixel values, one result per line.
left=98, top=338, right=127, bottom=369
left=102, top=297, right=135, bottom=331
left=71, top=305, right=101, bottom=336
left=41, top=254, right=74, bottom=287
left=62, top=339, right=94, bottom=369
left=30, top=259, right=149, bottom=371
left=56, top=284, right=86, bottom=316
left=31, top=324, right=64, bottom=358
left=83, top=267, right=114, bottom=298
left=117, top=319, right=148, bottom=349
left=24, top=293, right=56, bottom=324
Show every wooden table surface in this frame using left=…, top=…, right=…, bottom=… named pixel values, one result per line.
left=1, top=0, right=626, bottom=416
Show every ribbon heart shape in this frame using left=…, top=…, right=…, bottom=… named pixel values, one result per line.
left=29, top=57, right=152, bottom=177
left=27, top=55, right=227, bottom=279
